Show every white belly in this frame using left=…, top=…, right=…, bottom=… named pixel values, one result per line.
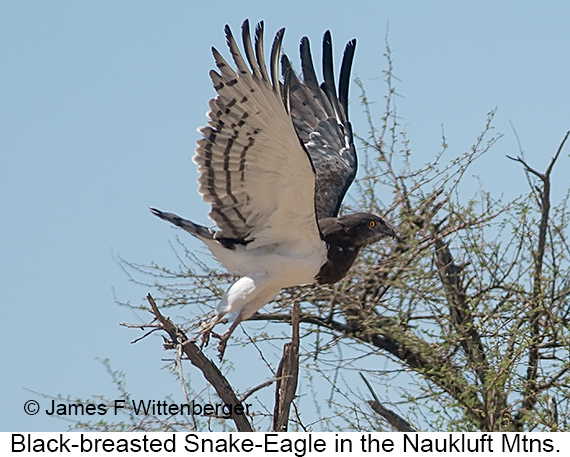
left=201, top=238, right=328, bottom=322
left=206, top=239, right=328, bottom=288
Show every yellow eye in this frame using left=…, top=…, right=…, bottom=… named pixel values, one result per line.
left=369, top=220, right=376, bottom=228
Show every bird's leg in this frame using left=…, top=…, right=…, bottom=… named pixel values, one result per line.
left=212, top=311, right=244, bottom=360
left=197, top=311, right=226, bottom=348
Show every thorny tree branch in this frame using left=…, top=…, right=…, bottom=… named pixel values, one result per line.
left=144, top=294, right=253, bottom=432
left=127, top=295, right=306, bottom=432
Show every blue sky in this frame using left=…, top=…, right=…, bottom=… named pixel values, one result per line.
left=2, top=1, right=570, bottom=431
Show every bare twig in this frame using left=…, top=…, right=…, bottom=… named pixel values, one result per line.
left=119, top=322, right=161, bottom=344
left=239, top=379, right=277, bottom=404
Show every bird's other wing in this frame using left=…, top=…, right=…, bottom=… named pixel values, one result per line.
left=194, top=20, right=321, bottom=252
left=282, top=32, right=357, bottom=220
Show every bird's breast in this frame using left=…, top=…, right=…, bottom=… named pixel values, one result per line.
left=315, top=244, right=360, bottom=285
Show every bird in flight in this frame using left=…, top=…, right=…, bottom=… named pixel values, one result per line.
left=151, top=20, right=395, bottom=357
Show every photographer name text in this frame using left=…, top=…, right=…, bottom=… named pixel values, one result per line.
left=42, top=399, right=251, bottom=419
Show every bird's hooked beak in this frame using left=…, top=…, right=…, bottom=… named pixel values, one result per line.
left=384, top=224, right=397, bottom=239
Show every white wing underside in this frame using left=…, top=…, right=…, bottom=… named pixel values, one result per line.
left=194, top=25, right=323, bottom=262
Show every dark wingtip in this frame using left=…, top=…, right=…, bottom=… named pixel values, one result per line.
left=338, top=38, right=356, bottom=117
left=254, top=20, right=264, bottom=38
left=280, top=53, right=290, bottom=72
left=300, top=36, right=319, bottom=90
left=241, top=18, right=250, bottom=36
left=322, top=30, right=342, bottom=116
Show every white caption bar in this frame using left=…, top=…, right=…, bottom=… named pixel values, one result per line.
left=1, top=432, right=566, bottom=456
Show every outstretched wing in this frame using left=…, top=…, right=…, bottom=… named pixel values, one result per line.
left=282, top=32, right=357, bottom=220
left=194, top=20, right=321, bottom=252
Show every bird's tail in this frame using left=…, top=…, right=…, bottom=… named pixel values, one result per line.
left=149, top=207, right=214, bottom=241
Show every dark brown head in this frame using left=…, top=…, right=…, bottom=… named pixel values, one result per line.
left=319, top=212, right=396, bottom=248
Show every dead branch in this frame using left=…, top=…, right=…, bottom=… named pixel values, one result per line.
left=272, top=302, right=300, bottom=431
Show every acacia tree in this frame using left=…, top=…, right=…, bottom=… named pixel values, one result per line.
left=81, top=46, right=570, bottom=432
